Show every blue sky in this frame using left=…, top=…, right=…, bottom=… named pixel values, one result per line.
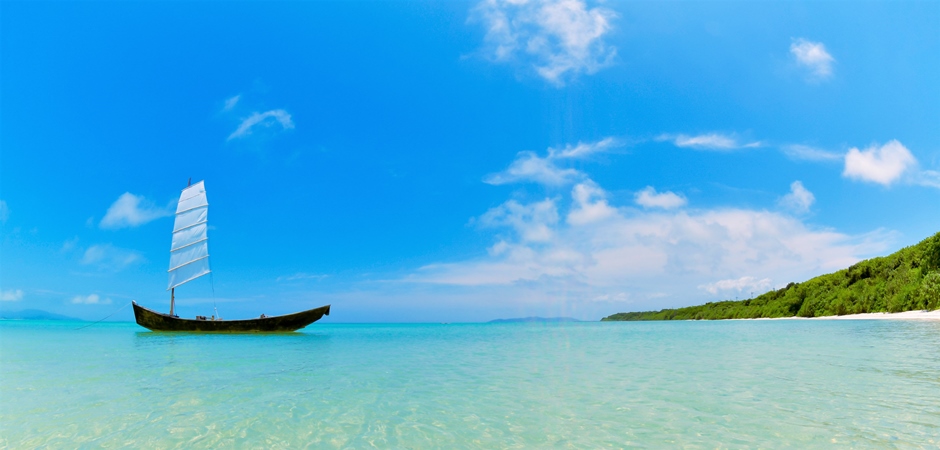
left=1, top=0, right=938, bottom=322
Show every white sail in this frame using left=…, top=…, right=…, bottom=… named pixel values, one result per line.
left=168, top=181, right=210, bottom=290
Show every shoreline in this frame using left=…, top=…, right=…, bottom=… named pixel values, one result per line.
left=745, top=310, right=940, bottom=321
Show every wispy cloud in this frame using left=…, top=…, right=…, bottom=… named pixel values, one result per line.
left=479, top=198, right=559, bottom=243
left=100, top=193, right=172, bottom=229
left=277, top=273, right=329, bottom=282
left=913, top=170, right=940, bottom=189
left=548, top=137, right=619, bottom=158
left=1, top=289, right=24, bottom=302
left=485, top=137, right=619, bottom=186
left=80, top=244, right=143, bottom=272
left=790, top=38, right=834, bottom=81
left=634, top=186, right=687, bottom=210
left=62, top=237, right=80, bottom=253
left=222, top=94, right=241, bottom=112
left=471, top=0, right=617, bottom=86
left=782, top=144, right=843, bottom=162
left=590, top=292, right=629, bottom=303
left=0, top=200, right=8, bottom=224
left=658, top=131, right=845, bottom=162
left=228, top=109, right=294, bottom=141
left=660, top=135, right=871, bottom=176
left=843, top=140, right=916, bottom=186
left=778, top=181, right=815, bottom=214
left=485, top=151, right=582, bottom=185
left=699, top=276, right=773, bottom=296
left=71, top=293, right=112, bottom=305
left=658, top=133, right=761, bottom=151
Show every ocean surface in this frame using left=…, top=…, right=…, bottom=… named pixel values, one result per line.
left=2, top=319, right=939, bottom=448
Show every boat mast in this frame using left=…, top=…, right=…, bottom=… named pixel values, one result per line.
left=168, top=180, right=187, bottom=317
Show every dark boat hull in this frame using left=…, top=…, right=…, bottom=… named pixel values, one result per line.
left=132, top=302, right=330, bottom=332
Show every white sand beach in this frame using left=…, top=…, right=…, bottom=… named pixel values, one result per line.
left=749, top=310, right=940, bottom=321
left=811, top=310, right=940, bottom=320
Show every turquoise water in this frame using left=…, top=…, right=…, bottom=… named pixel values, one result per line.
left=2, top=320, right=940, bottom=448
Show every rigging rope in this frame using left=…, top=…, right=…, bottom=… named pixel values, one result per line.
left=74, top=301, right=133, bottom=330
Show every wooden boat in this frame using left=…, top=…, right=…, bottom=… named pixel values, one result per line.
left=133, top=180, right=330, bottom=332
left=132, top=302, right=330, bottom=332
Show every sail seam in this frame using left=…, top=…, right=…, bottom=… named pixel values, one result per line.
left=170, top=238, right=208, bottom=253
left=167, top=255, right=210, bottom=273
left=179, top=192, right=204, bottom=202
left=172, top=220, right=208, bottom=234
left=176, top=204, right=209, bottom=215
left=167, top=270, right=211, bottom=290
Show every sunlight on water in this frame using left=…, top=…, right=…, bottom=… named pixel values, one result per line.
left=2, top=320, right=940, bottom=448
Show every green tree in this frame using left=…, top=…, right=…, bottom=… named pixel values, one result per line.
left=922, top=235, right=940, bottom=271
left=920, top=271, right=940, bottom=310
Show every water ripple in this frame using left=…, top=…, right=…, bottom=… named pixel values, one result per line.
left=2, top=320, right=940, bottom=447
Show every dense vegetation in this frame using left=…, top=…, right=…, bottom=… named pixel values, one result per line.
left=602, top=232, right=940, bottom=321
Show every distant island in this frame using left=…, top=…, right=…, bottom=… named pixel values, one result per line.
left=603, top=231, right=940, bottom=321
left=489, top=317, right=581, bottom=323
left=0, top=309, right=81, bottom=321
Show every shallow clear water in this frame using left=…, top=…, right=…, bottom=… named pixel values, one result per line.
left=2, top=320, right=940, bottom=448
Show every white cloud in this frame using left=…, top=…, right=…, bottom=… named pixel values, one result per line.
left=782, top=144, right=843, bottom=162
left=471, top=0, right=617, bottom=85
left=634, top=186, right=687, bottom=210
left=790, top=38, right=834, bottom=80
left=383, top=140, right=904, bottom=318
left=410, top=202, right=883, bottom=297
left=100, top=193, right=172, bottom=229
left=843, top=140, right=916, bottom=186
left=406, top=170, right=889, bottom=311
left=1, top=289, right=24, bottom=302
left=568, top=182, right=616, bottom=225
left=699, top=276, right=773, bottom=296
left=80, top=244, right=143, bottom=271
left=485, top=151, right=582, bottom=185
left=485, top=137, right=619, bottom=185
left=479, top=198, right=559, bottom=243
left=71, top=294, right=112, bottom=305
left=222, top=94, right=241, bottom=112
left=0, top=200, right=8, bottom=224
left=228, top=109, right=294, bottom=141
left=779, top=181, right=815, bottom=214
left=659, top=133, right=761, bottom=151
